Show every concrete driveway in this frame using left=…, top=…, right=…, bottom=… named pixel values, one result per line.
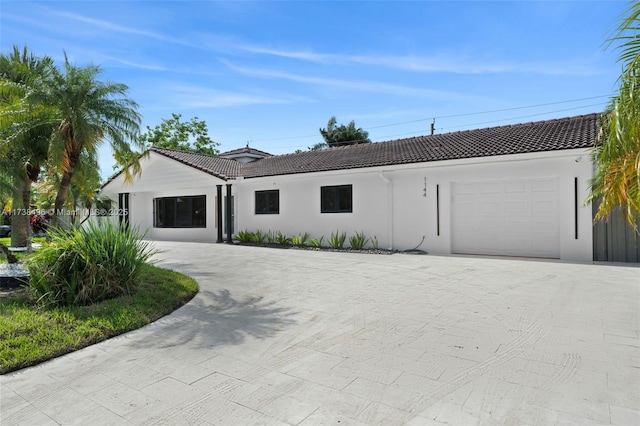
left=1, top=242, right=639, bottom=425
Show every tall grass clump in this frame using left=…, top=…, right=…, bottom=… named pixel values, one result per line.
left=233, top=229, right=255, bottom=243
left=252, top=230, right=268, bottom=244
left=26, top=221, right=157, bottom=307
left=275, top=231, right=291, bottom=246
left=291, top=233, right=310, bottom=247
left=349, top=231, right=369, bottom=250
left=309, top=236, right=325, bottom=248
left=328, top=230, right=347, bottom=249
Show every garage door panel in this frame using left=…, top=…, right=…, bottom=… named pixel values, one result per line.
left=533, top=200, right=556, bottom=215
left=480, top=182, right=502, bottom=194
left=455, top=183, right=476, bottom=194
left=451, top=178, right=560, bottom=259
left=505, top=181, right=528, bottom=193
left=532, top=178, right=557, bottom=192
left=505, top=200, right=532, bottom=214
left=480, top=202, right=501, bottom=215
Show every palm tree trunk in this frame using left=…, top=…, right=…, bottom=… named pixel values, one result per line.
left=10, top=179, right=30, bottom=247
left=52, top=169, right=74, bottom=228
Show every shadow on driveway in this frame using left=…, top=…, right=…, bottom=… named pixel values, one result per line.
left=133, top=288, right=298, bottom=350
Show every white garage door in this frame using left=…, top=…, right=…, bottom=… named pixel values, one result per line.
left=451, top=178, right=560, bottom=258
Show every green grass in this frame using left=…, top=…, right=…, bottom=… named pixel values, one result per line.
left=0, top=264, right=198, bottom=374
left=0, top=237, right=48, bottom=263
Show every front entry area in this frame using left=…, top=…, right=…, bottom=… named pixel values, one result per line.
left=451, top=177, right=560, bottom=258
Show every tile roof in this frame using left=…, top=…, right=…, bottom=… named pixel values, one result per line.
left=150, top=147, right=242, bottom=179
left=218, top=146, right=273, bottom=158
left=141, top=113, right=599, bottom=182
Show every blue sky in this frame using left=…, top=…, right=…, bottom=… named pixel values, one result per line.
left=0, top=1, right=627, bottom=180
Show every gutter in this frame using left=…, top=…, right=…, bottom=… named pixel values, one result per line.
left=379, top=172, right=393, bottom=250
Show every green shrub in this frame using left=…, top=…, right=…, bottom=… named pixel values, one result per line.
left=328, top=230, right=346, bottom=249
left=309, top=236, right=325, bottom=248
left=266, top=230, right=277, bottom=244
left=275, top=231, right=291, bottom=246
left=251, top=230, right=268, bottom=244
left=349, top=231, right=369, bottom=250
left=371, top=235, right=379, bottom=250
left=291, top=233, right=310, bottom=247
left=26, top=222, right=157, bottom=307
left=233, top=230, right=255, bottom=243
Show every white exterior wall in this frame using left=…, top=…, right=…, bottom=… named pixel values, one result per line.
left=235, top=171, right=391, bottom=247
left=100, top=148, right=594, bottom=261
left=414, top=149, right=594, bottom=262
left=238, top=149, right=594, bottom=261
left=101, top=152, right=225, bottom=243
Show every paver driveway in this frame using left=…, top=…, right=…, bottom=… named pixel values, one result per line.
left=1, top=241, right=639, bottom=425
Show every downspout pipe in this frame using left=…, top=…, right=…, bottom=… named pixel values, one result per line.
left=379, top=172, right=393, bottom=250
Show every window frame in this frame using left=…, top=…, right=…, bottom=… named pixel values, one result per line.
left=153, top=195, right=206, bottom=228
left=255, top=190, right=280, bottom=215
left=320, top=184, right=353, bottom=213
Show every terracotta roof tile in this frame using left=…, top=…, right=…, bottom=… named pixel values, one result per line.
left=240, top=113, right=599, bottom=179
left=218, top=146, right=273, bottom=158
left=135, top=113, right=599, bottom=182
left=150, top=147, right=242, bottom=179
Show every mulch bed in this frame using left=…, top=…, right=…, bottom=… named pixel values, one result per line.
left=234, top=242, right=406, bottom=255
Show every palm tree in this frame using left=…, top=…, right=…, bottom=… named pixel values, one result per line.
left=35, top=55, right=142, bottom=226
left=589, top=1, right=640, bottom=228
left=41, top=150, right=105, bottom=226
left=319, top=116, right=371, bottom=148
left=0, top=46, right=56, bottom=246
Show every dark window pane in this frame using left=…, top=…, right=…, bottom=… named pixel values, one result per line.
left=163, top=198, right=176, bottom=227
left=338, top=186, right=352, bottom=212
left=175, top=198, right=191, bottom=227
left=321, top=187, right=336, bottom=212
left=255, top=190, right=279, bottom=214
left=256, top=193, right=266, bottom=214
left=192, top=197, right=206, bottom=227
left=268, top=191, right=279, bottom=214
left=153, top=196, right=206, bottom=228
left=321, top=185, right=351, bottom=213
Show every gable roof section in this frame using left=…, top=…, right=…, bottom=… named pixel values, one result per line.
left=241, top=113, right=599, bottom=178
left=104, top=113, right=599, bottom=185
left=219, top=146, right=273, bottom=160
left=150, top=147, right=242, bottom=180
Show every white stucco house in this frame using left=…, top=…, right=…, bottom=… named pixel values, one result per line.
left=101, top=113, right=602, bottom=262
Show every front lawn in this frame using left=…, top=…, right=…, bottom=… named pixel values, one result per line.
left=0, top=263, right=198, bottom=374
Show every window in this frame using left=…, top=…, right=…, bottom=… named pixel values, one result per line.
left=255, top=190, right=279, bottom=214
left=153, top=195, right=206, bottom=228
left=321, top=185, right=352, bottom=213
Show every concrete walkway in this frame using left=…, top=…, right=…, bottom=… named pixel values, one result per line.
left=1, top=242, right=639, bottom=425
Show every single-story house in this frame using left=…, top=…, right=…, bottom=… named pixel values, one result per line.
left=101, top=113, right=637, bottom=263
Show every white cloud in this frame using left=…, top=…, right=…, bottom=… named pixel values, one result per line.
left=164, top=85, right=314, bottom=109
left=235, top=45, right=599, bottom=76
left=221, top=61, right=477, bottom=101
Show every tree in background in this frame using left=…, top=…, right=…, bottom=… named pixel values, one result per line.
left=589, top=1, right=640, bottom=228
left=319, top=116, right=371, bottom=148
left=0, top=46, right=56, bottom=246
left=308, top=142, right=328, bottom=151
left=139, top=113, right=220, bottom=156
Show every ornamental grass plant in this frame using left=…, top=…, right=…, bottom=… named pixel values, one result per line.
left=26, top=221, right=157, bottom=307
